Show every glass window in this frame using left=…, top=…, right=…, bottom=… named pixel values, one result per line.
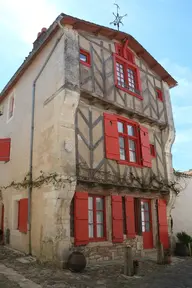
left=118, top=122, right=124, bottom=133
left=80, top=53, right=87, bottom=62
left=88, top=196, right=105, bottom=240
left=117, top=119, right=139, bottom=164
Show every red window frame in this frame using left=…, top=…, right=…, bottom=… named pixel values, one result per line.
left=88, top=195, right=106, bottom=242
left=114, top=42, right=142, bottom=100
left=80, top=48, right=91, bottom=67
left=156, top=88, right=163, bottom=102
left=150, top=144, right=156, bottom=157
left=117, top=116, right=141, bottom=167
left=113, top=54, right=142, bottom=100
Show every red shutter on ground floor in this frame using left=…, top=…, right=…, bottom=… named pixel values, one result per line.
left=139, top=126, right=152, bottom=168
left=74, top=192, right=89, bottom=246
left=125, top=196, right=136, bottom=239
left=0, top=138, right=11, bottom=162
left=158, top=199, right=169, bottom=249
left=18, top=198, right=28, bottom=233
left=111, top=195, right=123, bottom=243
left=103, top=113, right=120, bottom=161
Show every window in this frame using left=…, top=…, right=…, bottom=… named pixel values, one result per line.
left=104, top=113, right=152, bottom=168
left=8, top=94, right=15, bottom=121
left=114, top=43, right=142, bottom=99
left=150, top=144, right=156, bottom=157
left=156, top=88, right=163, bottom=102
left=73, top=192, right=106, bottom=246
left=18, top=198, right=28, bottom=233
left=117, top=119, right=140, bottom=165
left=79, top=48, right=91, bottom=67
left=88, top=195, right=105, bottom=240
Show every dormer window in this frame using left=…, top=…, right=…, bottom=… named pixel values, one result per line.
left=79, top=49, right=91, bottom=67
left=114, top=41, right=142, bottom=100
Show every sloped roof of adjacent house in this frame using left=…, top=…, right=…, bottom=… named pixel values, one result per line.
left=0, top=13, right=177, bottom=104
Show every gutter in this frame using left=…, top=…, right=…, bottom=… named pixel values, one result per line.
left=28, top=16, right=65, bottom=255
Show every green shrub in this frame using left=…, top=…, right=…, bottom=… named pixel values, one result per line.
left=177, top=232, right=192, bottom=245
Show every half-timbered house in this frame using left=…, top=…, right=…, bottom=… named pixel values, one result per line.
left=0, top=13, right=177, bottom=266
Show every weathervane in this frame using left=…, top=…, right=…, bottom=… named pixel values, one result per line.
left=110, top=3, right=127, bottom=31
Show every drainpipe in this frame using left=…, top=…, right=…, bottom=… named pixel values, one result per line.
left=28, top=16, right=65, bottom=255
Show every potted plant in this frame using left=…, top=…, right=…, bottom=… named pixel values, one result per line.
left=175, top=231, right=192, bottom=257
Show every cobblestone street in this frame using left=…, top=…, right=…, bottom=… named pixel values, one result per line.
left=0, top=246, right=191, bottom=287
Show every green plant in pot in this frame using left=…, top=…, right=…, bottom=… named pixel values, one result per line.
left=175, top=232, right=192, bottom=257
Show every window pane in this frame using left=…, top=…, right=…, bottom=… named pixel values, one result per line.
left=127, top=125, right=134, bottom=136
left=80, top=53, right=87, bottom=62
left=127, top=68, right=136, bottom=91
left=145, top=222, right=150, bottom=232
left=96, top=211, right=103, bottom=224
left=129, top=150, right=136, bottom=162
left=118, top=122, right=124, bottom=133
left=143, top=202, right=149, bottom=211
left=119, top=137, right=125, bottom=149
left=116, top=63, right=125, bottom=87
left=88, top=197, right=93, bottom=209
left=89, top=224, right=94, bottom=238
left=142, top=223, right=145, bottom=232
left=128, top=139, right=136, bottom=151
left=88, top=211, right=93, bottom=223
left=96, top=198, right=103, bottom=210
left=144, top=212, right=149, bottom=222
left=120, top=149, right=126, bottom=160
left=97, top=224, right=104, bottom=237
left=141, top=204, right=145, bottom=219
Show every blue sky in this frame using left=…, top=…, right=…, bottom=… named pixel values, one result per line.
left=0, top=0, right=191, bottom=171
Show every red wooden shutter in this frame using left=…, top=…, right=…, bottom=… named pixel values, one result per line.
left=18, top=198, right=28, bottom=233
left=0, top=138, right=11, bottom=162
left=104, top=113, right=120, bottom=160
left=74, top=192, right=89, bottom=246
left=158, top=199, right=169, bottom=249
left=139, top=126, right=152, bottom=168
left=125, top=196, right=136, bottom=239
left=111, top=195, right=123, bottom=243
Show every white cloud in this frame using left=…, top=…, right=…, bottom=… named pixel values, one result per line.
left=0, top=0, right=61, bottom=45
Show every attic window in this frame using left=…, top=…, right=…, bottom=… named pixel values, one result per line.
left=80, top=49, right=91, bottom=67
left=114, top=43, right=142, bottom=99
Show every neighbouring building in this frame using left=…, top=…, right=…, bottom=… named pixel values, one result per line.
left=0, top=13, right=177, bottom=266
left=172, top=170, right=192, bottom=240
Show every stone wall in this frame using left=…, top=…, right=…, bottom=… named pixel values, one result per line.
left=70, top=236, right=143, bottom=265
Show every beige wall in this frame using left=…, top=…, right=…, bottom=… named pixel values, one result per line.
left=0, top=26, right=80, bottom=264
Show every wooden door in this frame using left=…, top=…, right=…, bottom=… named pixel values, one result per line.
left=141, top=199, right=153, bottom=249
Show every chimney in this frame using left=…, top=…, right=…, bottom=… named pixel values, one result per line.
left=33, top=27, right=47, bottom=50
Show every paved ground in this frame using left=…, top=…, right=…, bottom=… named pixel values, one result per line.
left=0, top=246, right=191, bottom=287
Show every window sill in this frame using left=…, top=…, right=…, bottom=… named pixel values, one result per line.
left=116, top=85, right=143, bottom=100
left=89, top=237, right=106, bottom=242
left=80, top=61, right=91, bottom=68
left=118, top=160, right=142, bottom=168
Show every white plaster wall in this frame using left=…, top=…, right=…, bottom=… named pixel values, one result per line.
left=172, top=178, right=192, bottom=237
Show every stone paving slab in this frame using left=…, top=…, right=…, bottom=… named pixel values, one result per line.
left=0, top=274, right=20, bottom=288
left=0, top=246, right=191, bottom=287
